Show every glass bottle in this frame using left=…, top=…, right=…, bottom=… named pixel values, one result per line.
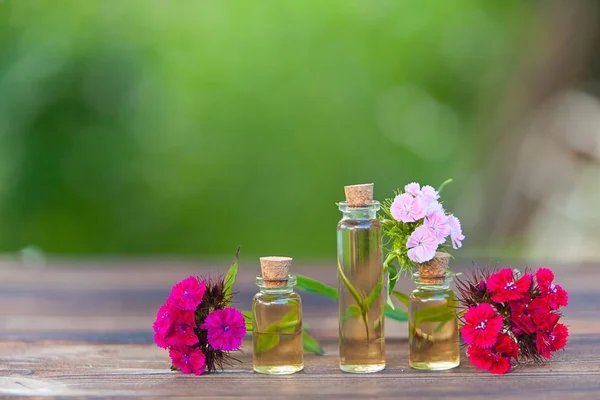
left=252, top=256, right=304, bottom=375
left=337, top=184, right=385, bottom=373
left=408, top=258, right=460, bottom=370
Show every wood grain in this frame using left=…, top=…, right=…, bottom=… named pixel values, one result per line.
left=0, top=259, right=598, bottom=399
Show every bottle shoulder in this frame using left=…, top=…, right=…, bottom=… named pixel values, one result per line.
left=253, top=291, right=302, bottom=304
left=410, top=287, right=456, bottom=301
left=337, top=219, right=381, bottom=231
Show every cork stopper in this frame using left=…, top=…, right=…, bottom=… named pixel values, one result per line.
left=344, top=183, right=374, bottom=207
left=260, top=256, right=292, bottom=288
left=418, top=252, right=450, bottom=284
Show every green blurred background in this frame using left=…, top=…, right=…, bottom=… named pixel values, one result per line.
left=2, top=0, right=599, bottom=262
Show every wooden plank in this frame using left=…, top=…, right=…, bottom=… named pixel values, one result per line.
left=0, top=336, right=598, bottom=398
left=0, top=260, right=598, bottom=398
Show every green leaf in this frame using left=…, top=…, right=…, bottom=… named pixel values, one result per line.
left=303, top=330, right=324, bottom=355
left=413, top=307, right=455, bottom=328
left=384, top=305, right=408, bottom=321
left=343, top=305, right=361, bottom=321
left=255, top=332, right=279, bottom=353
left=223, top=246, right=241, bottom=305
left=364, top=274, right=383, bottom=313
left=254, top=309, right=301, bottom=353
left=385, top=254, right=399, bottom=308
left=296, top=274, right=338, bottom=300
left=241, top=310, right=253, bottom=332
left=392, top=291, right=409, bottom=308
left=337, top=260, right=365, bottom=309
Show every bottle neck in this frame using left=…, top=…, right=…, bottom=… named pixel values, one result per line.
left=412, top=272, right=453, bottom=290
left=256, top=275, right=297, bottom=294
left=338, top=201, right=380, bottom=220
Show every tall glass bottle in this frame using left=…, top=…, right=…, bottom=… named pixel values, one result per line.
left=408, top=253, right=460, bottom=370
left=252, top=256, right=304, bottom=375
left=337, top=183, right=385, bottom=373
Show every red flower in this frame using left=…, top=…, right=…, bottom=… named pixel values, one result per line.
left=201, top=308, right=246, bottom=351
left=461, top=303, right=503, bottom=348
left=169, top=346, right=206, bottom=375
left=165, top=309, right=199, bottom=347
left=467, top=333, right=519, bottom=374
left=509, top=300, right=537, bottom=335
left=168, top=276, right=207, bottom=311
left=487, top=268, right=532, bottom=303
left=536, top=268, right=568, bottom=310
left=536, top=324, right=569, bottom=359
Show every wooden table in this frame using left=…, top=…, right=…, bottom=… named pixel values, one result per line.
left=1, top=259, right=598, bottom=399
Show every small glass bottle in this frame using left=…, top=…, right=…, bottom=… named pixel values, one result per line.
left=252, top=256, right=304, bottom=375
left=408, top=253, right=460, bottom=370
left=337, top=183, right=385, bottom=373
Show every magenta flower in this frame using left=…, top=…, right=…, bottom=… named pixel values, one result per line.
left=447, top=214, right=465, bottom=249
left=168, top=276, right=206, bottom=311
left=201, top=308, right=246, bottom=351
left=154, top=331, right=168, bottom=349
left=169, top=346, right=207, bottom=375
left=406, top=225, right=438, bottom=263
left=165, top=309, right=199, bottom=347
left=424, top=211, right=450, bottom=244
left=404, top=182, right=421, bottom=196
left=390, top=193, right=426, bottom=223
left=153, top=304, right=177, bottom=337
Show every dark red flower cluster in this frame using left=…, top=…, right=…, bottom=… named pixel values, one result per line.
left=457, top=267, right=568, bottom=374
left=153, top=275, right=246, bottom=375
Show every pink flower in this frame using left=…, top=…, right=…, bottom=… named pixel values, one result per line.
left=165, top=309, right=199, bottom=347
left=424, top=211, right=450, bottom=244
left=467, top=333, right=518, bottom=374
left=169, top=346, right=206, bottom=375
left=535, top=268, right=568, bottom=310
left=406, top=226, right=438, bottom=263
left=201, top=308, right=246, bottom=351
left=447, top=214, right=465, bottom=249
left=420, top=185, right=440, bottom=202
left=390, top=193, right=426, bottom=223
left=404, top=182, right=421, bottom=196
left=461, top=303, right=503, bottom=349
left=536, top=324, right=569, bottom=359
left=487, top=269, right=532, bottom=303
left=424, top=200, right=443, bottom=217
left=168, top=276, right=206, bottom=311
left=414, top=185, right=440, bottom=216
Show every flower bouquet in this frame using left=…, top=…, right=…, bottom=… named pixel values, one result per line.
left=380, top=180, right=465, bottom=300
left=457, top=267, right=569, bottom=374
left=153, top=249, right=247, bottom=375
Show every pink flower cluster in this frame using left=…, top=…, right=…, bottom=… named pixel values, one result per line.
left=153, top=276, right=246, bottom=375
left=459, top=267, right=569, bottom=374
left=390, top=182, right=464, bottom=263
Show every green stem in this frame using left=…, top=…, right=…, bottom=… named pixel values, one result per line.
left=337, top=260, right=370, bottom=340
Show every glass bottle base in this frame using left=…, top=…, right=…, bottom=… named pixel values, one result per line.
left=340, top=363, right=385, bottom=374
left=409, top=360, right=459, bottom=371
left=253, top=364, right=304, bottom=375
